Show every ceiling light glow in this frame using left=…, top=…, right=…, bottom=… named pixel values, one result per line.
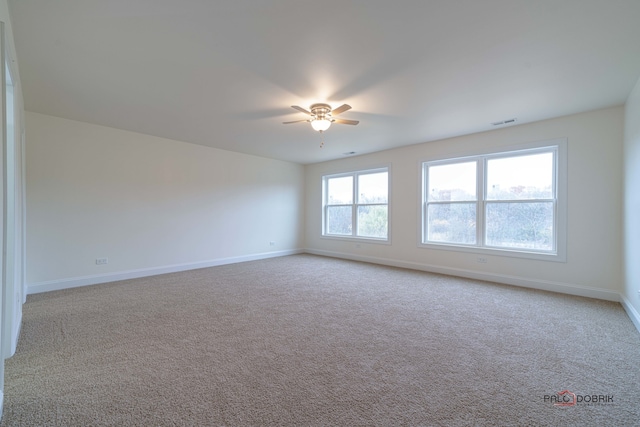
left=311, top=118, right=332, bottom=132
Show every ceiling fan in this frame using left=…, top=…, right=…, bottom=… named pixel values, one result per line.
left=283, top=103, right=359, bottom=132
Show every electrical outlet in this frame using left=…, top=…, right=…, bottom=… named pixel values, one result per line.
left=476, top=257, right=487, bottom=264
left=96, top=258, right=108, bottom=265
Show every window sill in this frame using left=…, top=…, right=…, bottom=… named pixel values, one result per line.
left=322, top=235, right=391, bottom=245
left=418, top=241, right=566, bottom=262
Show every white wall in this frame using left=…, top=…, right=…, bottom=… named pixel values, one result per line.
left=623, top=77, right=640, bottom=329
left=305, top=107, right=624, bottom=301
left=26, top=112, right=304, bottom=292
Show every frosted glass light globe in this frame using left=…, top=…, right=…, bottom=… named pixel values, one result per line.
left=311, top=118, right=331, bottom=132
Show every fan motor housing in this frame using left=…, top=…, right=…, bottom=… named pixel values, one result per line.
left=310, top=103, right=332, bottom=119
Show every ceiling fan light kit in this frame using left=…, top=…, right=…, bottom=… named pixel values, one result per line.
left=283, top=103, right=359, bottom=147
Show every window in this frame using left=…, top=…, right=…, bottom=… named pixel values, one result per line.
left=421, top=140, right=566, bottom=260
left=323, top=168, right=389, bottom=241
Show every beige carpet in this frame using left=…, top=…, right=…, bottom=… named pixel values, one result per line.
left=2, top=254, right=639, bottom=426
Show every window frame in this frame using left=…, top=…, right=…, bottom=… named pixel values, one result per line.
left=419, top=139, right=567, bottom=262
left=322, top=166, right=390, bottom=243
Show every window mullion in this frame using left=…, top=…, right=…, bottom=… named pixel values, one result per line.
left=423, top=201, right=427, bottom=243
left=423, top=164, right=428, bottom=243
left=477, top=159, right=485, bottom=247
left=358, top=203, right=388, bottom=207
left=552, top=146, right=558, bottom=250
left=484, top=199, right=556, bottom=204
left=352, top=173, right=358, bottom=236
left=324, top=205, right=328, bottom=235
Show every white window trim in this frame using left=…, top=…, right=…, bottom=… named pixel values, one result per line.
left=418, top=138, right=567, bottom=262
left=322, top=166, right=391, bottom=244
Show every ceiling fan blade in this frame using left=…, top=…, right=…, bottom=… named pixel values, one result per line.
left=282, top=119, right=309, bottom=124
left=291, top=105, right=312, bottom=115
left=331, top=104, right=352, bottom=116
left=334, top=118, right=359, bottom=125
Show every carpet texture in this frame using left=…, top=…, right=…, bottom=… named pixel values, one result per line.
left=2, top=254, right=639, bottom=426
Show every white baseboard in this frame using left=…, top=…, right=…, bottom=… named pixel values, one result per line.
left=620, top=294, right=640, bottom=333
left=27, top=249, right=303, bottom=295
left=305, top=249, right=621, bottom=302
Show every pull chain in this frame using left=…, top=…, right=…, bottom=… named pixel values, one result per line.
left=319, top=130, right=324, bottom=148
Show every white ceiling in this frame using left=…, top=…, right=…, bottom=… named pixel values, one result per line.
left=8, top=0, right=640, bottom=164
